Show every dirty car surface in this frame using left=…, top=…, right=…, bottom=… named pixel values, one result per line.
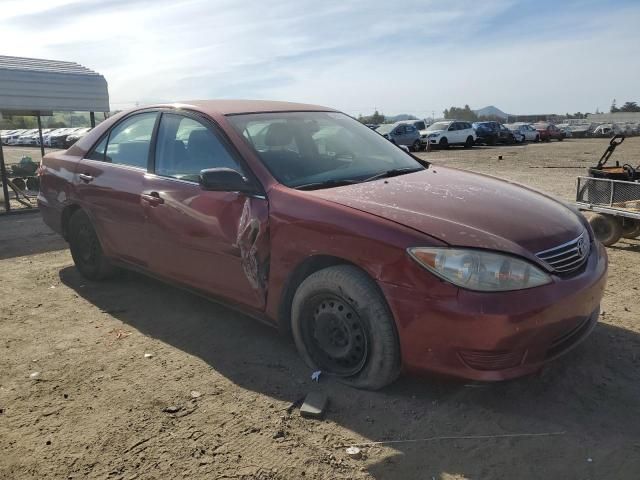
left=38, top=100, right=607, bottom=389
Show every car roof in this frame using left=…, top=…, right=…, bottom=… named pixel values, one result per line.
left=145, top=99, right=337, bottom=116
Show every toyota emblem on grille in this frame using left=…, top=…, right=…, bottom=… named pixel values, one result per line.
left=576, top=237, right=587, bottom=258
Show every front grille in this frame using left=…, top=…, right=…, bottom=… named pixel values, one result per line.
left=536, top=232, right=590, bottom=274
left=458, top=349, right=524, bottom=371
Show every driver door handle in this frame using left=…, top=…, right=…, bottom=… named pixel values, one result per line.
left=79, top=173, right=94, bottom=183
left=141, top=191, right=164, bottom=206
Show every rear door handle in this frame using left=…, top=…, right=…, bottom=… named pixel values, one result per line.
left=141, top=191, right=164, bottom=206
left=79, top=173, right=94, bottom=183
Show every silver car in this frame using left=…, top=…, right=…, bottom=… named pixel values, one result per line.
left=376, top=122, right=423, bottom=151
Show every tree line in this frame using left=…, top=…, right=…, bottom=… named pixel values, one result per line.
left=610, top=100, right=640, bottom=113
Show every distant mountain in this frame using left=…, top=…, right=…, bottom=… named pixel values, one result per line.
left=387, top=113, right=418, bottom=122
left=473, top=106, right=510, bottom=119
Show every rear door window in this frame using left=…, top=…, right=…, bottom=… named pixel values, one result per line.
left=104, top=113, right=158, bottom=168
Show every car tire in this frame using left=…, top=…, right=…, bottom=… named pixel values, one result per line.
left=488, top=137, right=496, bottom=146
left=534, top=135, right=540, bottom=142
left=588, top=213, right=623, bottom=247
left=621, top=219, right=640, bottom=239
left=68, top=209, right=118, bottom=280
left=291, top=265, right=401, bottom=390
left=464, top=136, right=474, bottom=148
left=558, top=137, right=564, bottom=142
left=411, top=140, right=421, bottom=152
left=439, top=137, right=449, bottom=149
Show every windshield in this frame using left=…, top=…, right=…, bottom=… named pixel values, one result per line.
left=426, top=122, right=450, bottom=131
left=227, top=111, right=424, bottom=188
left=375, top=123, right=395, bottom=134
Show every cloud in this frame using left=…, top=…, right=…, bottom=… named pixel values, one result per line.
left=1, top=0, right=638, bottom=116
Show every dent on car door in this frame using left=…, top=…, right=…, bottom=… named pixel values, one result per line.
left=75, top=112, right=158, bottom=265
left=142, top=112, right=270, bottom=309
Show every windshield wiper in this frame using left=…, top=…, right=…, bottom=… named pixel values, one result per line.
left=363, top=167, right=424, bottom=183
left=294, top=179, right=360, bottom=191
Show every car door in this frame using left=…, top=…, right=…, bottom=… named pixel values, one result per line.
left=142, top=112, right=269, bottom=309
left=392, top=125, right=405, bottom=145
left=404, top=124, right=417, bottom=145
left=74, top=112, right=158, bottom=266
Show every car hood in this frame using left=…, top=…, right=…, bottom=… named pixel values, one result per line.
left=425, top=129, right=445, bottom=135
left=308, top=167, right=584, bottom=260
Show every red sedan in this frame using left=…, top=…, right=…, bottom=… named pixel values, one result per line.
left=38, top=101, right=607, bottom=389
left=534, top=122, right=566, bottom=141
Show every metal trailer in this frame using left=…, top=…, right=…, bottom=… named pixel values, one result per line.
left=575, top=134, right=640, bottom=246
left=576, top=176, right=640, bottom=245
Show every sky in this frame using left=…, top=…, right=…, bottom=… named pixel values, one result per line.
left=1, top=0, right=639, bottom=118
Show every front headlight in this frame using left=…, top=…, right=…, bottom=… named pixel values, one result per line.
left=428, top=133, right=440, bottom=138
left=407, top=248, right=552, bottom=292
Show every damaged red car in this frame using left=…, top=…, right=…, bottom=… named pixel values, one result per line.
left=38, top=100, right=607, bottom=389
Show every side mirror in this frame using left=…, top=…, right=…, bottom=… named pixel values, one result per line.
left=199, top=168, right=253, bottom=193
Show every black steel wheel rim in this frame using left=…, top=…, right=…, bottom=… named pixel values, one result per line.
left=301, top=294, right=368, bottom=376
left=76, top=224, right=99, bottom=265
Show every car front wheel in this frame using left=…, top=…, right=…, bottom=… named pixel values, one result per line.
left=439, top=137, right=449, bottom=149
left=291, top=265, right=401, bottom=390
left=68, top=209, right=118, bottom=280
left=464, top=136, right=474, bottom=148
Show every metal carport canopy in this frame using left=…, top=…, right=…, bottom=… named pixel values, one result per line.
left=0, top=55, right=109, bottom=112
left=0, top=55, right=109, bottom=214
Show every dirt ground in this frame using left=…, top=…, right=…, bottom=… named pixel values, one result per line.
left=1, top=139, right=639, bottom=480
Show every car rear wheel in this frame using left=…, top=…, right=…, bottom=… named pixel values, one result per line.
left=68, top=209, right=118, bottom=280
left=411, top=140, right=421, bottom=152
left=464, top=136, right=474, bottom=148
left=291, top=265, right=401, bottom=390
left=534, top=135, right=540, bottom=142
left=621, top=218, right=640, bottom=239
left=439, top=137, right=449, bottom=149
left=588, top=213, right=623, bottom=246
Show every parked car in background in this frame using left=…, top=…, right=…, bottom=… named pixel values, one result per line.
left=509, top=128, right=525, bottom=143
left=3, top=129, right=26, bottom=144
left=376, top=122, right=423, bottom=151
left=505, top=123, right=540, bottom=142
left=473, top=121, right=513, bottom=145
left=398, top=119, right=430, bottom=149
left=591, top=124, right=619, bottom=138
left=499, top=124, right=517, bottom=144
left=38, top=99, right=606, bottom=389
left=49, top=127, right=81, bottom=148
left=424, top=120, right=475, bottom=148
left=534, top=123, right=565, bottom=141
left=15, top=129, right=40, bottom=145
left=42, top=128, right=69, bottom=146
left=63, top=127, right=92, bottom=148
left=1, top=129, right=24, bottom=144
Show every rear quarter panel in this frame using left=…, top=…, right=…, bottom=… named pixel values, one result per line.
left=37, top=151, right=82, bottom=235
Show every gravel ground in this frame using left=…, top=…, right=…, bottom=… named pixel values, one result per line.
left=1, top=138, right=639, bottom=480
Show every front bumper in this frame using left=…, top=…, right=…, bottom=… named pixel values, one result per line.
left=378, top=242, right=608, bottom=381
